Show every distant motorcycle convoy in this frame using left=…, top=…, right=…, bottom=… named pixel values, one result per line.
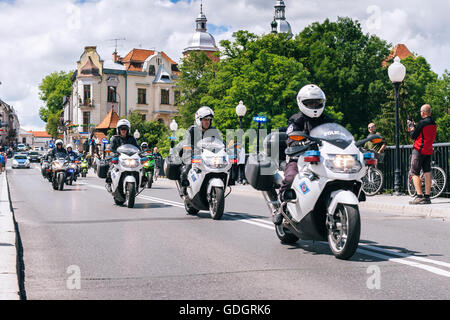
left=33, top=84, right=391, bottom=260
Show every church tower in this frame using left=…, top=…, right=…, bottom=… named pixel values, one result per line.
left=270, top=0, right=293, bottom=38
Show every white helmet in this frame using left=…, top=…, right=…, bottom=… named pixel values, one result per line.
left=55, top=139, right=64, bottom=147
left=195, top=106, right=214, bottom=127
left=140, top=142, right=148, bottom=150
left=66, top=144, right=73, bottom=150
left=297, top=84, right=326, bottom=118
left=116, top=119, right=131, bottom=134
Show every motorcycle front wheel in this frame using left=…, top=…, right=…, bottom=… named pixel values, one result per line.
left=126, top=182, right=136, bottom=208
left=327, top=204, right=360, bottom=260
left=209, top=187, right=225, bottom=220
left=147, top=172, right=153, bottom=188
left=58, top=173, right=65, bottom=191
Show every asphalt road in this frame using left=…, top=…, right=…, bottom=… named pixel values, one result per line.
left=7, top=163, right=450, bottom=300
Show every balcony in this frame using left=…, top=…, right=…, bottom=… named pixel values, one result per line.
left=79, top=98, right=95, bottom=108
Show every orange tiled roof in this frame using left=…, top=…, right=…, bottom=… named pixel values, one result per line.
left=118, top=49, right=177, bottom=71
left=93, top=131, right=107, bottom=141
left=30, top=131, right=52, bottom=138
left=382, top=44, right=413, bottom=67
left=96, top=109, right=120, bottom=129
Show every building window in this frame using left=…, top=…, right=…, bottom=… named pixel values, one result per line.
left=161, top=89, right=170, bottom=105
left=83, top=85, right=91, bottom=106
left=141, top=114, right=146, bottom=121
left=107, top=86, right=117, bottom=102
left=82, top=111, right=90, bottom=132
left=149, top=65, right=155, bottom=76
left=138, top=88, right=147, bottom=104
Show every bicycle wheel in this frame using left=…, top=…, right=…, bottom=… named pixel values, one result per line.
left=362, top=167, right=383, bottom=196
left=430, top=166, right=447, bottom=199
left=407, top=172, right=417, bottom=197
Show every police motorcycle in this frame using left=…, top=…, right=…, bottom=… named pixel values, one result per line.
left=167, top=136, right=232, bottom=220
left=80, top=156, right=89, bottom=177
left=65, top=155, right=80, bottom=185
left=102, top=144, right=147, bottom=208
left=49, top=152, right=70, bottom=191
left=246, top=123, right=382, bottom=260
left=41, top=157, right=51, bottom=179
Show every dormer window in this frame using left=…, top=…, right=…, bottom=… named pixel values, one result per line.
left=149, top=65, right=155, bottom=76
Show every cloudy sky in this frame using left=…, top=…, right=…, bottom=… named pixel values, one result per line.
left=0, top=0, right=448, bottom=130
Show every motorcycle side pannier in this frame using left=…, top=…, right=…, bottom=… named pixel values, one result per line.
left=245, top=154, right=277, bottom=191
left=164, top=156, right=182, bottom=180
left=97, top=160, right=109, bottom=179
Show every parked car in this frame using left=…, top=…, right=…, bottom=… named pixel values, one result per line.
left=17, top=144, right=26, bottom=152
left=27, top=151, right=41, bottom=163
left=12, top=154, right=30, bottom=169
left=34, top=146, right=40, bottom=151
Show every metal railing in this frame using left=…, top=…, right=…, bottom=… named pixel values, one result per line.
left=382, top=143, right=450, bottom=197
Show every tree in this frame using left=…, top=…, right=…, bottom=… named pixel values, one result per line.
left=46, top=111, right=62, bottom=138
left=294, top=17, right=391, bottom=139
left=39, top=71, right=73, bottom=123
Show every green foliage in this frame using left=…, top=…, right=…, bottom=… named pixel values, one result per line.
left=39, top=71, right=73, bottom=123
left=45, top=111, right=62, bottom=138
left=436, top=114, right=450, bottom=142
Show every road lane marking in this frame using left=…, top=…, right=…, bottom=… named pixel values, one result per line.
left=357, top=248, right=450, bottom=278
left=83, top=182, right=450, bottom=278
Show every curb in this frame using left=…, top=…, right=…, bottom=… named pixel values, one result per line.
left=359, top=198, right=450, bottom=219
left=0, top=171, right=20, bottom=300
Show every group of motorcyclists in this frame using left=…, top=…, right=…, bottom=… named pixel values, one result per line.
left=34, top=83, right=389, bottom=259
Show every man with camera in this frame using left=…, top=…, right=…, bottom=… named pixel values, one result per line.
left=407, top=104, right=437, bottom=204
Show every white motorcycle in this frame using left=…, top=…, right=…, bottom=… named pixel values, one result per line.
left=107, top=144, right=146, bottom=208
left=176, top=137, right=232, bottom=220
left=246, top=123, right=381, bottom=260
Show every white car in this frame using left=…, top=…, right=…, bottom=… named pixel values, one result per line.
left=12, top=154, right=31, bottom=169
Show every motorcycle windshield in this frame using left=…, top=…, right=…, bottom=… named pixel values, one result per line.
left=55, top=152, right=67, bottom=160
left=117, top=144, right=140, bottom=156
left=196, top=137, right=225, bottom=153
left=309, top=123, right=354, bottom=149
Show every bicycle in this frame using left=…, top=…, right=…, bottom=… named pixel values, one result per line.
left=407, top=160, right=447, bottom=199
left=361, top=155, right=383, bottom=196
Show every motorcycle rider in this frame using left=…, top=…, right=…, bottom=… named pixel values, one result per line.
left=106, top=119, right=141, bottom=187
left=49, top=139, right=67, bottom=159
left=273, top=84, right=332, bottom=225
left=110, top=119, right=140, bottom=153
left=66, top=144, right=78, bottom=158
left=178, top=106, right=222, bottom=191
left=140, top=142, right=150, bottom=152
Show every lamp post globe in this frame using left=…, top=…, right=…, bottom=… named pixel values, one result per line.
left=134, top=129, right=140, bottom=139
left=388, top=56, right=406, bottom=195
left=170, top=119, right=178, bottom=132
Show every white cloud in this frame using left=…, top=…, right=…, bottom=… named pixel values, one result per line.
left=0, top=0, right=448, bottom=131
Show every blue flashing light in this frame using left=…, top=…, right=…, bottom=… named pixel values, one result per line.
left=253, top=116, right=267, bottom=123
left=305, top=150, right=320, bottom=157
left=363, top=152, right=375, bottom=159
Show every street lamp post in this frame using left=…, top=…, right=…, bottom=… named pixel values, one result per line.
left=169, top=119, right=178, bottom=155
left=134, top=129, right=140, bottom=140
left=388, top=56, right=406, bottom=195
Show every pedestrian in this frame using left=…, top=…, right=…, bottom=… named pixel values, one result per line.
left=153, top=147, right=162, bottom=179
left=0, top=152, right=5, bottom=174
left=407, top=104, right=437, bottom=204
left=364, top=122, right=387, bottom=170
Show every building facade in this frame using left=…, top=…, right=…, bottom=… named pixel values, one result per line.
left=0, top=99, right=20, bottom=148
left=183, top=4, right=219, bottom=61
left=65, top=46, right=179, bottom=147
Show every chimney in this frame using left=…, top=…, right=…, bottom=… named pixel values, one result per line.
left=112, top=50, right=120, bottom=63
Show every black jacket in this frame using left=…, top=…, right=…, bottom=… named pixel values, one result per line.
left=178, top=125, right=222, bottom=157
left=286, top=112, right=332, bottom=147
left=110, top=135, right=140, bottom=153
left=50, top=147, right=67, bottom=159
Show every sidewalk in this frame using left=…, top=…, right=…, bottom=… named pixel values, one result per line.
left=0, top=170, right=20, bottom=300
left=359, top=193, right=450, bottom=218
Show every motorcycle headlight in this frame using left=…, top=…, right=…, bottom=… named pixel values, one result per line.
left=203, top=156, right=228, bottom=169
left=71, top=164, right=77, bottom=169
left=52, top=162, right=62, bottom=169
left=325, top=154, right=361, bottom=173
left=121, top=159, right=139, bottom=168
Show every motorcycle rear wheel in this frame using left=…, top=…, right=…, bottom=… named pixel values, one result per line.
left=275, top=224, right=299, bottom=244
left=327, top=204, right=360, bottom=260
left=209, top=187, right=225, bottom=220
